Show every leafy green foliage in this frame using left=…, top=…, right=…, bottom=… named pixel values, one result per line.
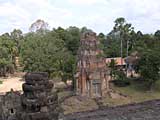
left=29, top=19, right=49, bottom=32
left=53, top=26, right=80, bottom=87
left=154, top=30, right=160, bottom=39
left=112, top=70, right=130, bottom=87
left=20, top=32, right=68, bottom=76
left=104, top=17, right=135, bottom=57
left=0, top=33, right=16, bottom=76
left=54, top=26, right=80, bottom=55
left=108, top=59, right=117, bottom=80
left=10, top=29, right=23, bottom=54
left=138, top=49, right=160, bottom=90
left=20, top=25, right=80, bottom=85
left=0, top=18, right=159, bottom=92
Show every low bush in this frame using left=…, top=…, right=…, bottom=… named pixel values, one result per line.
left=0, top=80, right=3, bottom=84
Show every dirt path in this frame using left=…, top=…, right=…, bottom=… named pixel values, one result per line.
left=0, top=77, right=24, bottom=93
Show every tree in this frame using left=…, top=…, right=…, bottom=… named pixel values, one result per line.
left=80, top=26, right=93, bottom=34
left=10, top=29, right=23, bottom=54
left=114, top=17, right=134, bottom=56
left=66, top=26, right=80, bottom=55
left=0, top=33, right=15, bottom=76
left=29, top=19, right=49, bottom=33
left=134, top=34, right=156, bottom=53
left=105, top=34, right=121, bottom=57
left=20, top=30, right=78, bottom=86
left=54, top=27, right=67, bottom=41
left=20, top=32, right=67, bottom=76
left=154, top=30, right=160, bottom=39
left=105, top=17, right=134, bottom=58
left=98, top=33, right=106, bottom=50
left=138, top=49, right=160, bottom=90
left=137, top=31, right=143, bottom=37
left=54, top=26, right=80, bottom=86
left=54, top=26, right=80, bottom=56
left=58, top=55, right=77, bottom=86
left=108, top=59, right=117, bottom=80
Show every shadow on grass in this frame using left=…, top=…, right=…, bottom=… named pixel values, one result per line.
left=110, top=78, right=160, bottom=105
left=128, top=78, right=160, bottom=92
left=112, top=77, right=148, bottom=91
left=112, top=77, right=160, bottom=94
left=130, top=79, right=149, bottom=92
left=114, top=77, right=160, bottom=96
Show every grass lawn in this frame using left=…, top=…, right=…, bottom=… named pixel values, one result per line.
left=100, top=79, right=160, bottom=107
left=113, top=79, right=160, bottom=103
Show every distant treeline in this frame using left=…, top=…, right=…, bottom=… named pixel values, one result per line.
left=0, top=18, right=160, bottom=89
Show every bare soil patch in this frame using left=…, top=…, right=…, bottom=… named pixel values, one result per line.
left=0, top=77, right=24, bottom=94
left=62, top=96, right=98, bottom=114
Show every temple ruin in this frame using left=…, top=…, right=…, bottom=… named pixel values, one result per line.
left=76, top=31, right=110, bottom=97
left=0, top=72, right=60, bottom=120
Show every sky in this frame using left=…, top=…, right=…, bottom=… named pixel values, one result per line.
left=0, top=0, right=160, bottom=34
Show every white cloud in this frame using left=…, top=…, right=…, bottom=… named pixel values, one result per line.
left=0, top=0, right=72, bottom=34
left=68, top=0, right=108, bottom=5
left=0, top=0, right=160, bottom=34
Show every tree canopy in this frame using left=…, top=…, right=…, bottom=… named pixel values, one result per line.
left=0, top=18, right=159, bottom=90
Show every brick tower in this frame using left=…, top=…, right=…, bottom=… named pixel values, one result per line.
left=76, top=32, right=110, bottom=97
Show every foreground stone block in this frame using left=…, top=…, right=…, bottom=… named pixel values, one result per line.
left=0, top=72, right=60, bottom=120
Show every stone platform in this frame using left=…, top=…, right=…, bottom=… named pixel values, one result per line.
left=65, top=99, right=160, bottom=120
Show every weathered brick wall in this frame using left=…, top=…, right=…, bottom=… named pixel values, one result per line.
left=0, top=90, right=21, bottom=120
left=76, top=31, right=109, bottom=97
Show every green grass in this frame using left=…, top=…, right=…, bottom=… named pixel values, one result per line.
left=98, top=79, right=160, bottom=107
left=113, top=79, right=160, bottom=103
